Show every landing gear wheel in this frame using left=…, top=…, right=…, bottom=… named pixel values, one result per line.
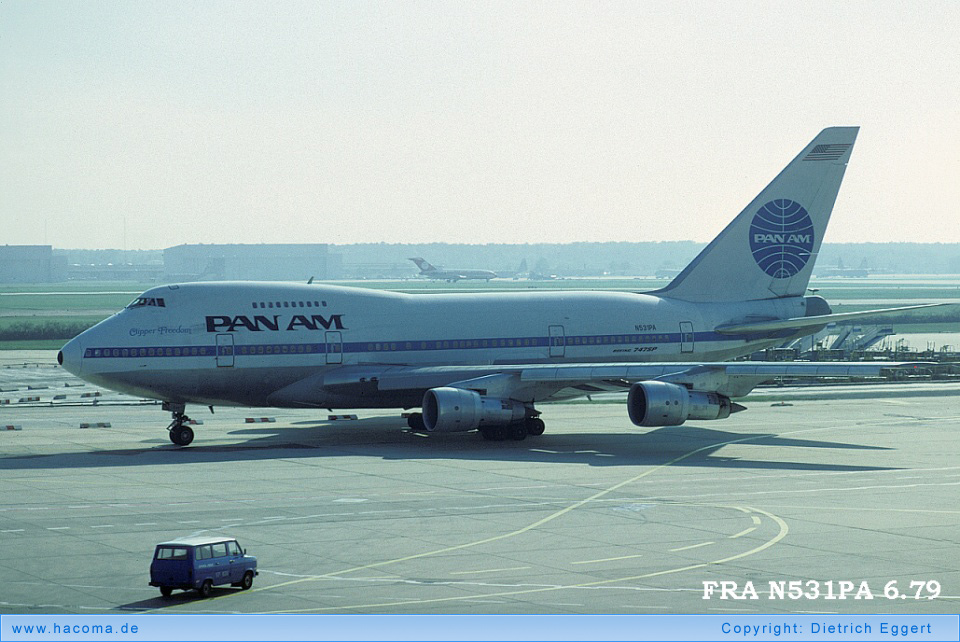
left=198, top=579, right=213, bottom=598
left=160, top=586, right=173, bottom=597
left=526, top=417, right=545, bottom=436
left=480, top=427, right=507, bottom=441
left=241, top=571, right=254, bottom=590
left=166, top=406, right=196, bottom=447
left=509, top=423, right=528, bottom=441
left=171, top=426, right=194, bottom=446
left=406, top=412, right=426, bottom=432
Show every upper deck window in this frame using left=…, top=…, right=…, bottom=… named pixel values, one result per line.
left=127, top=297, right=166, bottom=309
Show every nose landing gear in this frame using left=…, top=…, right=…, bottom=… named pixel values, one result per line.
left=163, top=401, right=195, bottom=446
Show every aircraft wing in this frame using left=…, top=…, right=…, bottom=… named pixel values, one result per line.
left=715, top=303, right=947, bottom=335
left=284, top=360, right=928, bottom=405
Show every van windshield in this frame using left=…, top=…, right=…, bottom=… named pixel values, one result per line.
left=155, top=546, right=188, bottom=560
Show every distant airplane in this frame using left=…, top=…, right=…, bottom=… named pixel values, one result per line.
left=655, top=268, right=682, bottom=279
left=59, top=127, right=939, bottom=447
left=817, top=257, right=870, bottom=278
left=409, top=257, right=497, bottom=282
left=512, top=259, right=559, bottom=281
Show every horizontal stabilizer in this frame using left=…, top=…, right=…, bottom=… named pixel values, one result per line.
left=714, top=303, right=947, bottom=335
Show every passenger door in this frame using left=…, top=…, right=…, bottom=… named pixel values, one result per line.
left=680, top=321, right=695, bottom=354
left=226, top=540, right=245, bottom=583
left=216, top=334, right=235, bottom=367
left=209, top=541, right=230, bottom=584
left=325, top=331, right=343, bottom=364
left=548, top=325, right=565, bottom=358
left=194, top=545, right=215, bottom=584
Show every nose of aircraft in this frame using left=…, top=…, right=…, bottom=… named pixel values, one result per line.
left=58, top=336, right=83, bottom=376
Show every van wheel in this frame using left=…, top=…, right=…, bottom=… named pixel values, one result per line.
left=160, top=586, right=172, bottom=597
left=198, top=579, right=213, bottom=598
left=241, top=571, right=254, bottom=590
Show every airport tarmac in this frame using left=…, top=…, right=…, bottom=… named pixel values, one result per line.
left=1, top=352, right=959, bottom=615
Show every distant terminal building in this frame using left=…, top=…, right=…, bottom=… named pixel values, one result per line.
left=163, top=244, right=341, bottom=282
left=66, top=262, right=165, bottom=281
left=0, top=245, right=65, bottom=283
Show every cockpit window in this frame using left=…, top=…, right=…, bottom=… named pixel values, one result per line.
left=126, top=297, right=166, bottom=309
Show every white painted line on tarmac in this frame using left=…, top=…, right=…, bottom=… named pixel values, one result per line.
left=669, top=541, right=714, bottom=552
left=449, top=566, right=531, bottom=576
left=572, top=553, right=644, bottom=565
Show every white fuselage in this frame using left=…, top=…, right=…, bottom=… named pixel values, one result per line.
left=418, top=268, right=496, bottom=281
left=60, top=282, right=807, bottom=408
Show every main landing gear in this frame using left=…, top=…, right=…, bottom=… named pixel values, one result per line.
left=479, top=415, right=545, bottom=442
left=163, top=401, right=194, bottom=447
left=404, top=410, right=546, bottom=442
left=406, top=412, right=426, bottom=432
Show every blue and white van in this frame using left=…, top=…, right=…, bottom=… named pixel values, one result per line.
left=149, top=536, right=258, bottom=597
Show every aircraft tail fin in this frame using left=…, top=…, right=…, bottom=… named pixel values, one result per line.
left=409, top=257, right=435, bottom=273
left=655, top=127, right=858, bottom=303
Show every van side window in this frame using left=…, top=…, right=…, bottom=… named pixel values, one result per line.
left=211, top=543, right=228, bottom=558
left=197, top=545, right=212, bottom=560
left=226, top=541, right=241, bottom=556
left=156, top=546, right=188, bottom=560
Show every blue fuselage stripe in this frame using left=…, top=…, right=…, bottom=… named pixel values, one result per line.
left=81, top=330, right=779, bottom=360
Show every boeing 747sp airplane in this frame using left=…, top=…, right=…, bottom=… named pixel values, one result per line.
left=59, top=127, right=935, bottom=446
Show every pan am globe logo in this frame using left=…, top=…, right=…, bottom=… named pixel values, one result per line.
left=749, top=199, right=814, bottom=278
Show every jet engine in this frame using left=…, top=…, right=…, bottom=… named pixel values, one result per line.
left=627, top=381, right=735, bottom=427
left=422, top=387, right=526, bottom=432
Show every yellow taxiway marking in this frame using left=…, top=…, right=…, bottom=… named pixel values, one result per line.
left=252, top=430, right=775, bottom=597
left=241, top=426, right=794, bottom=613
left=261, top=506, right=788, bottom=613
left=729, top=527, right=756, bottom=539
left=752, top=515, right=762, bottom=525
left=670, top=542, right=714, bottom=552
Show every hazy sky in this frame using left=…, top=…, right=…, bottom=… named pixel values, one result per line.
left=2, top=1, right=958, bottom=249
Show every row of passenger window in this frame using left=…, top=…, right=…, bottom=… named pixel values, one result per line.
left=365, top=338, right=541, bottom=352
left=237, top=344, right=319, bottom=355
left=568, top=334, right=671, bottom=345
left=252, top=300, right=327, bottom=309
left=86, top=347, right=210, bottom=358
left=358, top=335, right=671, bottom=352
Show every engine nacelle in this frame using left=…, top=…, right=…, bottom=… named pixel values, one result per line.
left=627, top=381, right=734, bottom=427
left=422, top=387, right=527, bottom=432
